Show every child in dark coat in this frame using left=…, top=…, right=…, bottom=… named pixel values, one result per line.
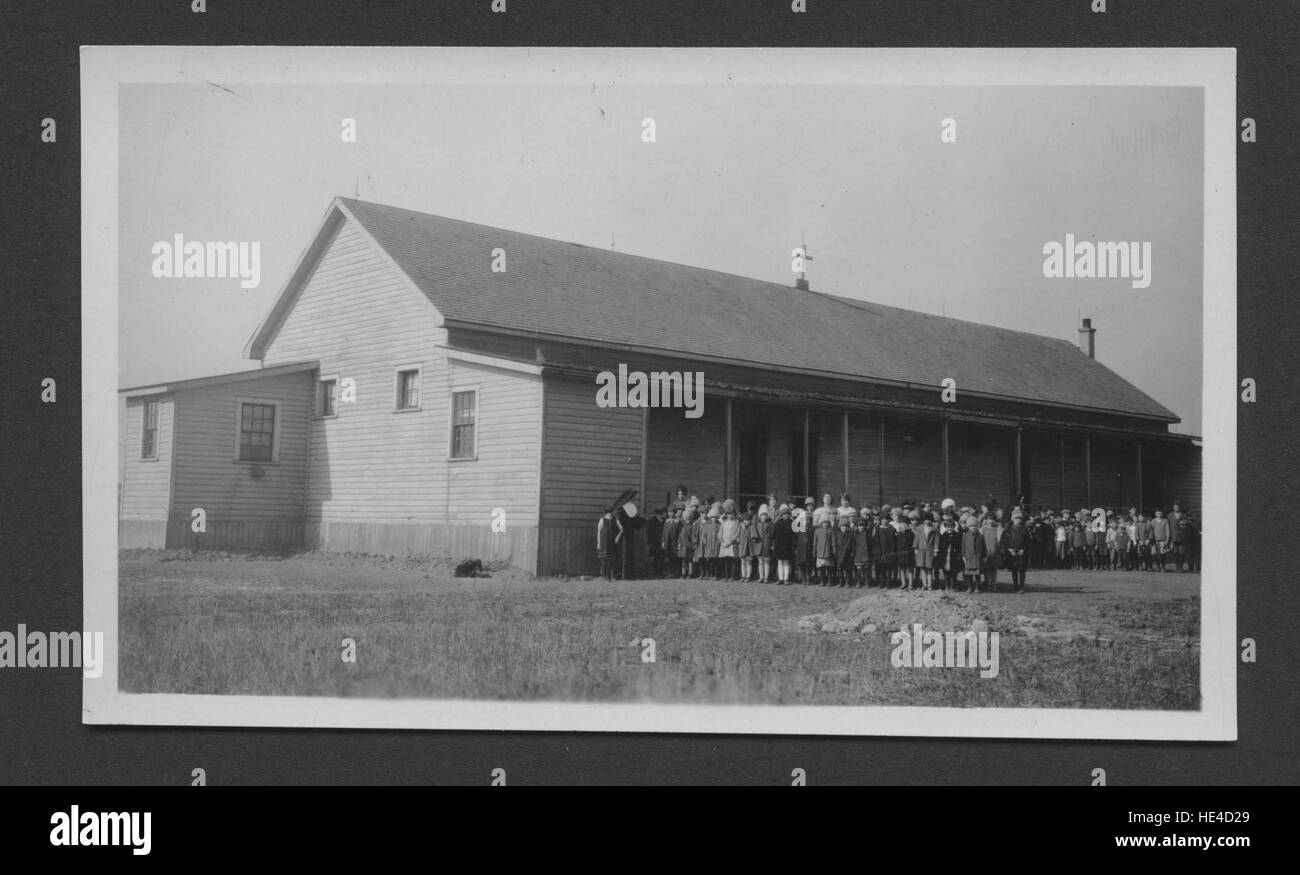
left=646, top=507, right=665, bottom=578
left=852, top=517, right=873, bottom=588
left=962, top=521, right=987, bottom=593
left=896, top=515, right=917, bottom=590
left=755, top=509, right=775, bottom=583
left=835, top=517, right=856, bottom=586
left=874, top=514, right=896, bottom=587
left=914, top=514, right=938, bottom=590
left=772, top=506, right=796, bottom=584
left=1071, top=523, right=1087, bottom=570
left=661, top=507, right=682, bottom=578
left=813, top=518, right=837, bottom=585
left=1001, top=509, right=1032, bottom=593
left=937, top=516, right=964, bottom=591
left=701, top=509, right=722, bottom=580
left=676, top=506, right=697, bottom=578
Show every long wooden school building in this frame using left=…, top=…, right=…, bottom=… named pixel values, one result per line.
left=119, top=198, right=1202, bottom=575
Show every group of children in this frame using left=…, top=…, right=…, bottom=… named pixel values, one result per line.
left=1035, top=506, right=1202, bottom=573
left=599, top=487, right=1200, bottom=593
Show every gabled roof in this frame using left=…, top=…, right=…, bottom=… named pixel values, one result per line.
left=248, top=197, right=1179, bottom=422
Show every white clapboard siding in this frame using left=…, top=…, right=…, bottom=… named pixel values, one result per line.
left=541, top=376, right=642, bottom=526
left=121, top=394, right=174, bottom=519
left=847, top=414, right=883, bottom=504
left=442, top=357, right=542, bottom=527
left=261, top=217, right=542, bottom=527
left=263, top=219, right=447, bottom=523
left=169, top=371, right=313, bottom=521
left=644, top=404, right=725, bottom=510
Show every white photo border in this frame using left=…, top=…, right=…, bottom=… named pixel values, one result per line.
left=82, top=46, right=1236, bottom=740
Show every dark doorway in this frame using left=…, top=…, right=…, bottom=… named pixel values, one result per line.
left=737, top=425, right=767, bottom=505
left=1142, top=450, right=1165, bottom=511
left=1020, top=437, right=1033, bottom=506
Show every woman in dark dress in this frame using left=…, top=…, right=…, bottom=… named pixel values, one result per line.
left=793, top=497, right=815, bottom=584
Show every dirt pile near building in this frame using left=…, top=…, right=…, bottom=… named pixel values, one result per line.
left=793, top=589, right=1011, bottom=635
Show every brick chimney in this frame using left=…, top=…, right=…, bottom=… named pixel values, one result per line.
left=1078, top=317, right=1096, bottom=358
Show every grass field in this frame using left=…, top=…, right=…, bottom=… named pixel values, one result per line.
left=118, top=550, right=1201, bottom=709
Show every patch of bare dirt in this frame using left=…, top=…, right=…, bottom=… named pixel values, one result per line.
left=792, top=589, right=1012, bottom=635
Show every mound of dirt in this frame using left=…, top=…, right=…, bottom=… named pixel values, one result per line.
left=793, top=590, right=1010, bottom=635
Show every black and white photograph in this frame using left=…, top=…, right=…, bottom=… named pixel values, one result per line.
left=82, top=46, right=1236, bottom=738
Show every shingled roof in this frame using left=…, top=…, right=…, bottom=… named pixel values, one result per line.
left=254, top=197, right=1179, bottom=422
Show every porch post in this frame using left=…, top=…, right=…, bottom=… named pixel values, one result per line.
left=1084, top=436, right=1092, bottom=507
left=802, top=408, right=811, bottom=498
left=639, top=406, right=648, bottom=508
left=724, top=399, right=733, bottom=499
left=942, top=419, right=950, bottom=496
left=1136, top=441, right=1143, bottom=513
left=1058, top=431, right=1066, bottom=507
left=878, top=417, right=886, bottom=505
left=1015, top=427, right=1023, bottom=501
left=842, top=412, right=850, bottom=494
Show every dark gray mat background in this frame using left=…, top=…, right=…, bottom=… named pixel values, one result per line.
left=1, top=1, right=1293, bottom=785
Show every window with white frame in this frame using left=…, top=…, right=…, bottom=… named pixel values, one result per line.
left=318, top=377, right=338, bottom=417
left=395, top=366, right=421, bottom=411
left=450, top=390, right=477, bottom=459
left=237, top=400, right=278, bottom=462
left=141, top=399, right=159, bottom=459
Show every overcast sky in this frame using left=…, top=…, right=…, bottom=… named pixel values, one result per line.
left=119, top=80, right=1204, bottom=434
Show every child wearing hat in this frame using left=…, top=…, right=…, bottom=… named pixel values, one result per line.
left=1090, top=516, right=1106, bottom=571
left=1133, top=513, right=1153, bottom=571
left=692, top=504, right=708, bottom=578
left=719, top=508, right=741, bottom=581
left=1114, top=516, right=1132, bottom=570
left=1001, top=508, right=1031, bottom=593
left=1151, top=509, right=1170, bottom=572
left=937, top=514, right=963, bottom=591
left=853, top=515, right=873, bottom=588
left=676, top=505, right=697, bottom=578
left=835, top=515, right=856, bottom=586
left=981, top=515, right=1003, bottom=590
left=701, top=505, right=722, bottom=580
left=1171, top=515, right=1188, bottom=572
left=1070, top=522, right=1087, bottom=570
left=795, top=497, right=816, bottom=584
left=814, top=516, right=836, bottom=585
left=773, top=505, right=796, bottom=584
left=914, top=511, right=938, bottom=590
left=755, top=506, right=775, bottom=582
left=646, top=507, right=666, bottom=578
left=738, top=510, right=755, bottom=582
left=962, top=519, right=987, bottom=592
left=874, top=510, right=897, bottom=588
left=660, top=507, right=681, bottom=578
left=896, top=511, right=917, bottom=590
